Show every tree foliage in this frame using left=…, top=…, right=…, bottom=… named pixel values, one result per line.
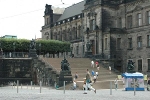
left=0, top=38, right=71, bottom=53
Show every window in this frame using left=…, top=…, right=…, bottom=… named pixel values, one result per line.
left=83, top=45, right=84, bottom=54
left=90, top=19, right=95, bottom=30
left=148, top=59, right=150, bottom=70
left=147, top=35, right=150, bottom=47
left=127, top=15, right=132, bottom=28
left=69, top=31, right=72, bottom=40
left=78, top=26, right=81, bottom=38
left=137, top=13, right=142, bottom=26
left=75, top=28, right=77, bottom=39
left=76, top=46, right=79, bottom=55
left=73, top=17, right=75, bottom=20
left=51, top=32, right=53, bottom=39
left=117, top=38, right=121, bottom=49
left=47, top=18, right=49, bottom=25
left=105, top=38, right=108, bottom=50
left=46, top=36, right=49, bottom=40
left=55, top=33, right=57, bottom=40
left=147, top=11, right=150, bottom=24
left=60, top=33, right=62, bottom=41
left=128, top=38, right=132, bottom=49
left=138, top=59, right=142, bottom=71
left=117, top=17, right=122, bottom=28
left=137, top=36, right=142, bottom=48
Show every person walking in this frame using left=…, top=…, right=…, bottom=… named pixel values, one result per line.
left=74, top=72, right=79, bottom=80
left=93, top=75, right=97, bottom=83
left=83, top=69, right=96, bottom=94
left=91, top=70, right=95, bottom=76
left=114, top=78, right=118, bottom=90
left=95, top=61, right=98, bottom=67
left=147, top=78, right=150, bottom=91
left=91, top=60, right=94, bottom=68
left=109, top=66, right=111, bottom=74
left=95, top=71, right=98, bottom=79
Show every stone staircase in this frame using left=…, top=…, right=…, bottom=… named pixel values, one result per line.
left=42, top=57, right=124, bottom=90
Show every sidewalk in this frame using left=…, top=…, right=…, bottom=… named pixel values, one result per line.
left=0, top=86, right=150, bottom=100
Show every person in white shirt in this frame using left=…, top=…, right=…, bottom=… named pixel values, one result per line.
left=73, top=80, right=77, bottom=90
left=95, top=71, right=98, bottom=79
left=93, top=75, right=97, bottom=83
left=91, top=60, right=94, bottom=68
left=109, top=66, right=111, bottom=74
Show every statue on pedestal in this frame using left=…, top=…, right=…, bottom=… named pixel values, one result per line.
left=61, top=58, right=70, bottom=71
left=86, top=41, right=91, bottom=52
left=127, top=60, right=135, bottom=73
left=30, top=39, right=36, bottom=49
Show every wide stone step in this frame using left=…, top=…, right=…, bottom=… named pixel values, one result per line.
left=41, top=57, right=120, bottom=90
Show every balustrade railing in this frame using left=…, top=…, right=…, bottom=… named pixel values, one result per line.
left=2, top=52, right=29, bottom=58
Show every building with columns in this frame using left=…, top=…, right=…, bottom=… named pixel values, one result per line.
left=41, top=0, right=150, bottom=75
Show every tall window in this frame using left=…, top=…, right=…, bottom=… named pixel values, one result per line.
left=105, top=38, right=108, bottom=50
left=117, top=17, right=122, bottom=28
left=78, top=26, right=81, bottom=38
left=138, top=59, right=142, bottom=71
left=90, top=19, right=95, bottom=30
left=137, top=13, right=142, bottom=26
left=147, top=35, right=150, bottom=47
left=76, top=46, right=79, bottom=55
left=117, top=38, right=121, bottom=49
left=55, top=33, right=57, bottom=40
left=75, top=27, right=77, bottom=39
left=72, top=27, right=75, bottom=39
left=128, top=38, right=132, bottom=49
left=51, top=32, right=53, bottom=39
left=148, top=59, right=150, bottom=70
left=60, top=32, right=62, bottom=41
left=64, top=31, right=66, bottom=41
left=127, top=15, right=132, bottom=28
left=69, top=31, right=72, bottom=40
left=147, top=11, right=150, bottom=24
left=83, top=45, right=84, bottom=54
left=47, top=18, right=49, bottom=25
left=137, top=36, right=142, bottom=48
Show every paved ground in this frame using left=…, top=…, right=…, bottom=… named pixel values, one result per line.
left=0, top=86, right=150, bottom=100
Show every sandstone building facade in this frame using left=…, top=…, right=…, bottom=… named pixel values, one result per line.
left=41, top=0, right=150, bottom=75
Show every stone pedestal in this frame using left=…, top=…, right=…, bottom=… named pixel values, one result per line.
left=29, top=49, right=37, bottom=58
left=59, top=71, right=72, bottom=87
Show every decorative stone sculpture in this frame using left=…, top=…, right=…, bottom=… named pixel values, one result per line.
left=86, top=41, right=91, bottom=52
left=61, top=58, right=70, bottom=71
left=29, top=39, right=37, bottom=58
left=30, top=39, right=36, bottom=49
left=127, top=60, right=135, bottom=73
left=59, top=57, right=72, bottom=87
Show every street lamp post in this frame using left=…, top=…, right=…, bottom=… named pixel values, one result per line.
left=13, top=42, right=16, bottom=57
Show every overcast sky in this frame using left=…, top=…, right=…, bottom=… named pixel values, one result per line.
left=0, top=0, right=83, bottom=40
